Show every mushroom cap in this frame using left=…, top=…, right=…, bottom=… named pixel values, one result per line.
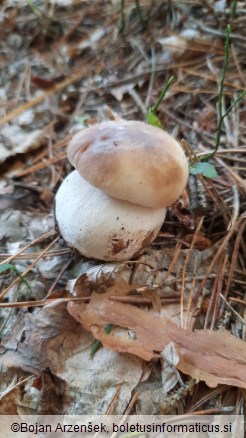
left=55, top=170, right=166, bottom=261
left=67, top=120, right=188, bottom=208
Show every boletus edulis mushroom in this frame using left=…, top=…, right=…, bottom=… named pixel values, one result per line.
left=55, top=120, right=188, bottom=261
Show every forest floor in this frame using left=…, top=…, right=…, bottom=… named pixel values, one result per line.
left=0, top=0, right=246, bottom=422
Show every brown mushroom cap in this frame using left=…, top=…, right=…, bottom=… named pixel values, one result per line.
left=67, top=120, right=188, bottom=208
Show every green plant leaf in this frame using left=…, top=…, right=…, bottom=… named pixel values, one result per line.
left=0, top=262, right=31, bottom=288
left=189, top=162, right=218, bottom=179
left=146, top=109, right=163, bottom=128
left=75, top=115, right=89, bottom=127
left=90, top=324, right=113, bottom=357
left=0, top=263, right=15, bottom=274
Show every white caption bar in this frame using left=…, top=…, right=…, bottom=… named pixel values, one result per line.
left=0, top=415, right=244, bottom=437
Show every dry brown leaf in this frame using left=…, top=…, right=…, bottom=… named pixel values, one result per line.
left=67, top=247, right=220, bottom=301
left=0, top=124, right=45, bottom=164
left=0, top=299, right=144, bottom=415
left=0, top=377, right=20, bottom=415
left=171, top=199, right=200, bottom=231
left=0, top=302, right=82, bottom=374
left=67, top=263, right=132, bottom=297
left=184, top=233, right=212, bottom=250
left=59, top=346, right=143, bottom=415
left=68, top=294, right=246, bottom=389
left=36, top=368, right=66, bottom=415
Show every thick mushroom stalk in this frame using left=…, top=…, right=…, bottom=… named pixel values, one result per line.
left=55, top=171, right=166, bottom=261
left=55, top=120, right=189, bottom=261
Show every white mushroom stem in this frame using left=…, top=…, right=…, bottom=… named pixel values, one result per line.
left=55, top=170, right=166, bottom=262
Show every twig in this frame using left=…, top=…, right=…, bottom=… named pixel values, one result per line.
left=145, top=46, right=156, bottom=109
left=219, top=219, right=246, bottom=318
left=203, top=263, right=220, bottom=330
left=0, top=67, right=91, bottom=126
left=0, top=297, right=90, bottom=308
left=45, top=259, right=72, bottom=297
left=227, top=184, right=240, bottom=230
left=180, top=217, right=204, bottom=328
left=210, top=254, right=228, bottom=330
left=0, top=375, right=34, bottom=401
left=220, top=294, right=246, bottom=326
left=195, top=214, right=246, bottom=303
left=0, top=236, right=59, bottom=300
left=0, top=230, right=56, bottom=267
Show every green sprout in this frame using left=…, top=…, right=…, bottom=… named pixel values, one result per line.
left=146, top=76, right=174, bottom=128
left=230, top=0, right=238, bottom=22
left=0, top=263, right=30, bottom=288
left=190, top=24, right=245, bottom=179
left=119, top=0, right=147, bottom=35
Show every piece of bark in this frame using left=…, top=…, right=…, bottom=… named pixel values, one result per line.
left=68, top=294, right=246, bottom=389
